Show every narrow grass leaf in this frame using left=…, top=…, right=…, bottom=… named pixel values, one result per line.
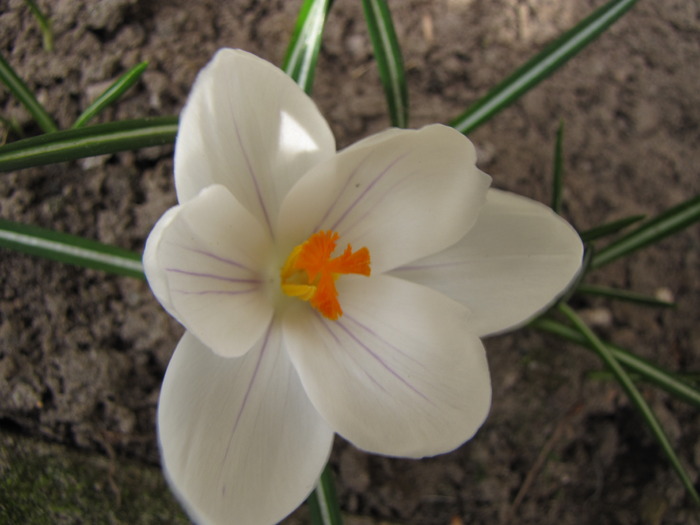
left=283, top=0, right=333, bottom=94
left=72, top=62, right=149, bottom=129
left=24, top=0, right=54, bottom=51
left=308, top=464, right=343, bottom=525
left=576, top=284, right=675, bottom=308
left=532, top=317, right=700, bottom=408
left=0, top=116, right=177, bottom=171
left=587, top=369, right=700, bottom=389
left=592, top=194, right=700, bottom=268
left=362, top=0, right=408, bottom=128
left=580, top=214, right=645, bottom=243
left=0, top=53, right=58, bottom=133
left=0, top=219, right=144, bottom=279
left=557, top=304, right=700, bottom=504
left=551, top=121, right=564, bottom=213
left=450, top=0, right=638, bottom=134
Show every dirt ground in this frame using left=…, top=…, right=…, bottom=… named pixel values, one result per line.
left=1, top=0, right=699, bottom=523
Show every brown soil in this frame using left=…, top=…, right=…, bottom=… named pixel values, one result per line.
left=1, top=0, right=699, bottom=523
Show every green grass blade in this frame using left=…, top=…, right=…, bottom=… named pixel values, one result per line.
left=557, top=305, right=700, bottom=504
left=532, top=317, right=700, bottom=408
left=0, top=53, right=58, bottom=133
left=592, top=194, right=700, bottom=268
left=308, top=464, right=343, bottom=525
left=576, top=284, right=675, bottom=308
left=0, top=219, right=144, bottom=279
left=72, top=62, right=149, bottom=129
left=588, top=369, right=700, bottom=389
left=361, top=0, right=408, bottom=128
left=579, top=214, right=646, bottom=243
left=0, top=116, right=177, bottom=171
left=24, top=0, right=54, bottom=51
left=551, top=121, right=564, bottom=213
left=450, top=0, right=638, bottom=134
left=282, top=0, right=333, bottom=94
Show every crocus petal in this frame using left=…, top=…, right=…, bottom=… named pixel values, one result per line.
left=283, top=274, right=491, bottom=458
left=174, top=48, right=336, bottom=235
left=159, top=330, right=334, bottom=525
left=277, top=124, right=491, bottom=273
left=143, top=184, right=274, bottom=357
left=391, top=189, right=584, bottom=337
left=143, top=205, right=182, bottom=320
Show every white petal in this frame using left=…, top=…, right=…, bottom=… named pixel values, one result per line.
left=143, top=205, right=181, bottom=320
left=283, top=275, right=491, bottom=458
left=159, top=330, right=334, bottom=525
left=391, top=189, right=584, bottom=336
left=277, top=124, right=491, bottom=273
left=144, top=184, right=274, bottom=357
left=175, top=49, right=336, bottom=235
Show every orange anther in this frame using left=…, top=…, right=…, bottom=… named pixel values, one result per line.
left=281, top=231, right=371, bottom=319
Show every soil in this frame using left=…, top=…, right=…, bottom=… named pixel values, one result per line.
left=1, top=0, right=699, bottom=524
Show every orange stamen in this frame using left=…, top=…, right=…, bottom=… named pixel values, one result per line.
left=281, top=231, right=371, bottom=320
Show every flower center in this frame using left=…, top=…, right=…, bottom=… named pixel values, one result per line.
left=280, top=230, right=371, bottom=320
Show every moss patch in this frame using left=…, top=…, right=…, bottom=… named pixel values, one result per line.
left=0, top=430, right=189, bottom=524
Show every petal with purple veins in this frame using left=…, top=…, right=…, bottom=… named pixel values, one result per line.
left=283, top=274, right=491, bottom=458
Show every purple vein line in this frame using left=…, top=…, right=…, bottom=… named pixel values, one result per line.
left=176, top=245, right=256, bottom=273
left=231, top=110, right=273, bottom=238
left=343, top=313, right=423, bottom=367
left=165, top=268, right=262, bottom=284
left=334, top=317, right=433, bottom=405
left=314, top=311, right=387, bottom=394
left=172, top=288, right=260, bottom=296
left=312, top=151, right=372, bottom=232
left=337, top=174, right=405, bottom=239
left=329, top=152, right=410, bottom=233
left=221, top=321, right=274, bottom=476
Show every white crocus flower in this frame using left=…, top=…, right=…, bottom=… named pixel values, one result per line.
left=144, top=49, right=583, bottom=525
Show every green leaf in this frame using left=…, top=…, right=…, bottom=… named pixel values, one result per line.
left=579, top=214, right=645, bottom=243
left=0, top=116, right=177, bottom=172
left=283, top=0, right=334, bottom=94
left=0, top=52, right=58, bottom=133
left=450, top=0, right=638, bottom=134
left=362, top=0, right=408, bottom=128
left=551, top=121, right=564, bottom=213
left=557, top=304, right=700, bottom=504
left=576, top=283, right=675, bottom=308
left=72, top=62, right=149, bottom=129
left=532, top=317, right=700, bottom=408
left=588, top=369, right=700, bottom=391
left=308, top=464, right=343, bottom=525
left=592, top=194, right=700, bottom=268
left=24, top=0, right=54, bottom=52
left=0, top=219, right=144, bottom=279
